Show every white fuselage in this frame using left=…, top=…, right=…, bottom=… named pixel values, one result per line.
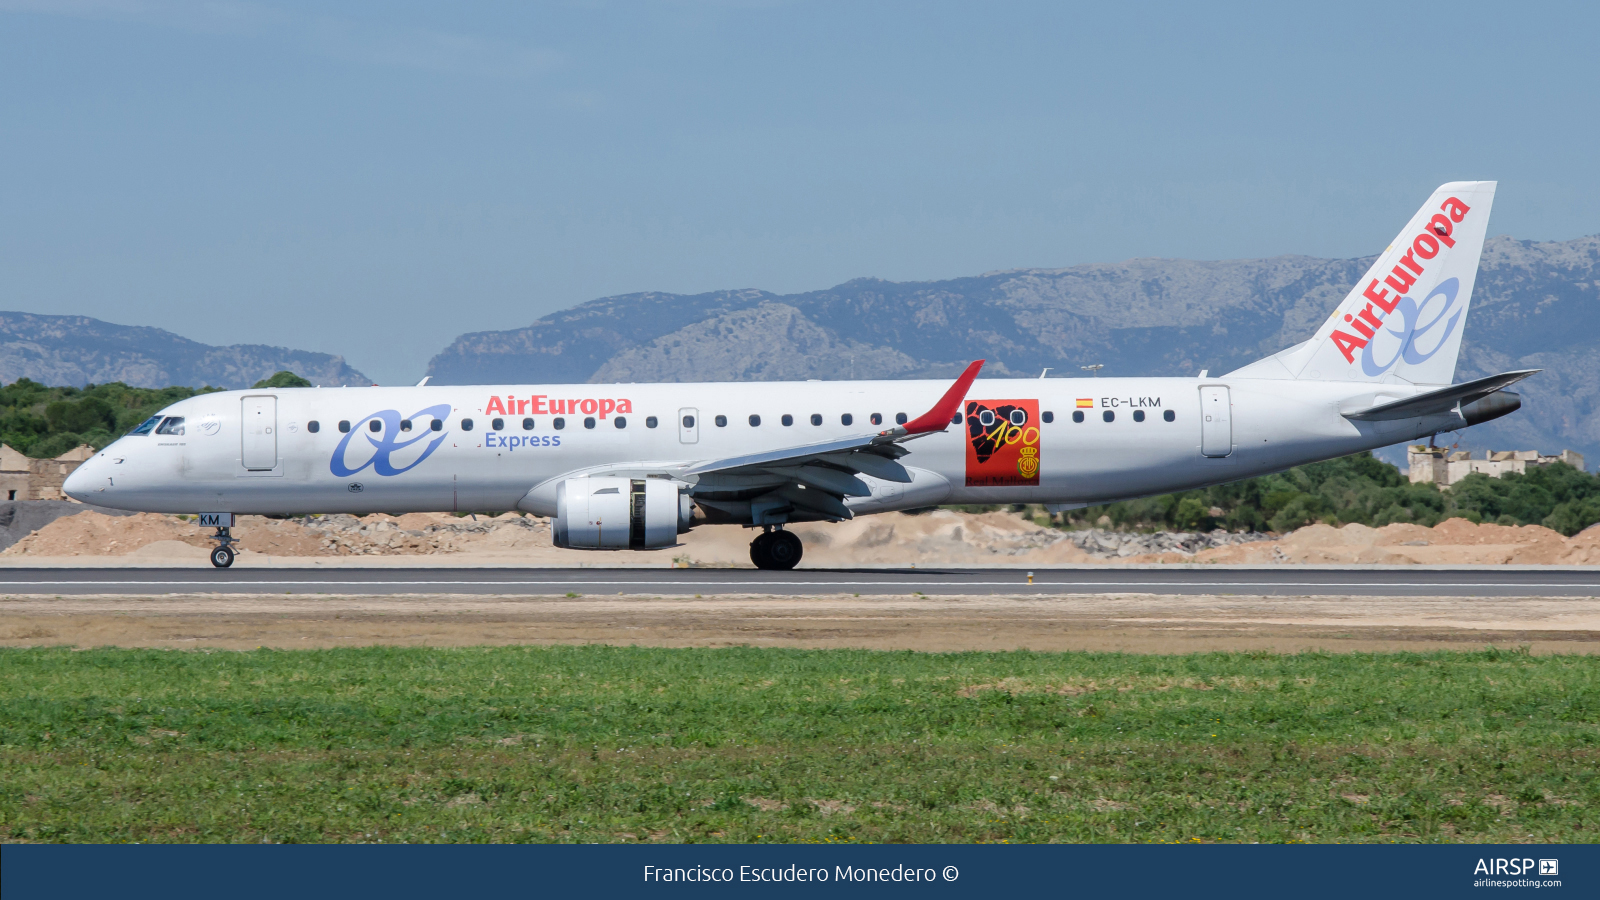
left=66, top=376, right=1444, bottom=519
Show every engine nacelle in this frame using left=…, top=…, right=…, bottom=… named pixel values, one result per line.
left=552, top=476, right=691, bottom=550
left=1460, top=390, right=1521, bottom=427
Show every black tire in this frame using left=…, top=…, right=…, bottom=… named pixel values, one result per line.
left=765, top=530, right=803, bottom=570
left=210, top=545, right=235, bottom=568
left=749, top=532, right=775, bottom=569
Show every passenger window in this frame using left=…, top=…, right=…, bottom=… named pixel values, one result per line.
left=895, top=412, right=908, bottom=425
left=615, top=416, right=626, bottom=428
left=1102, top=410, right=1115, bottom=423
left=462, top=418, right=474, bottom=431
left=339, top=420, right=351, bottom=433
left=781, top=414, right=794, bottom=426
left=401, top=419, right=412, bottom=432
left=870, top=413, right=882, bottom=426
left=1041, top=411, right=1054, bottom=424
left=155, top=416, right=185, bottom=436
left=1072, top=411, right=1085, bottom=423
left=1009, top=409, right=1027, bottom=426
left=810, top=414, right=822, bottom=426
left=646, top=416, right=658, bottom=429
left=715, top=415, right=727, bottom=427
left=950, top=413, right=961, bottom=425
left=368, top=419, right=382, bottom=432
left=554, top=417, right=565, bottom=430
left=979, top=409, right=996, bottom=427
left=584, top=417, right=596, bottom=429
left=431, top=419, right=443, bottom=432
left=130, top=415, right=163, bottom=436
left=682, top=415, right=694, bottom=428
left=522, top=417, right=534, bottom=430
left=841, top=413, right=853, bottom=426
left=1133, top=410, right=1145, bottom=422
left=749, top=414, right=761, bottom=427
left=492, top=418, right=505, bottom=431
left=1164, top=410, right=1176, bottom=422
left=307, top=420, right=320, bottom=433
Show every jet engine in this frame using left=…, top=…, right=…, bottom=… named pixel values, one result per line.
left=552, top=476, right=692, bottom=550
left=1460, top=390, right=1521, bottom=427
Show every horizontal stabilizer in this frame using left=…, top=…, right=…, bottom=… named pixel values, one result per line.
left=1342, top=369, right=1540, bottom=421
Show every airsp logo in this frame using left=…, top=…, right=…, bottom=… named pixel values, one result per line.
left=1474, top=858, right=1549, bottom=876
left=197, top=416, right=222, bottom=437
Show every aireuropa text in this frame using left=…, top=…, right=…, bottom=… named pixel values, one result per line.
left=642, top=865, right=943, bottom=883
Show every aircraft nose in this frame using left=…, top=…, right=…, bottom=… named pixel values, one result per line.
left=63, top=454, right=107, bottom=502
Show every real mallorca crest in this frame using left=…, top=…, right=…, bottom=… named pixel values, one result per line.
left=1016, top=446, right=1040, bottom=479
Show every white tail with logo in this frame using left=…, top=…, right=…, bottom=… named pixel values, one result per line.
left=1231, top=181, right=1496, bottom=386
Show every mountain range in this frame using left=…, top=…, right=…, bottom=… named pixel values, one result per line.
left=425, top=234, right=1600, bottom=464
left=5, top=233, right=1595, bottom=464
left=0, top=313, right=370, bottom=390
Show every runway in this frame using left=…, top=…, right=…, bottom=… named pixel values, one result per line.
left=1, top=566, right=1597, bottom=597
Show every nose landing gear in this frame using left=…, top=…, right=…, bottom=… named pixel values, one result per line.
left=209, top=527, right=236, bottom=568
left=749, top=528, right=802, bottom=570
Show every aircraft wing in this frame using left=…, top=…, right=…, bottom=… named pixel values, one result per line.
left=1342, top=369, right=1540, bottom=421
left=684, top=360, right=984, bottom=521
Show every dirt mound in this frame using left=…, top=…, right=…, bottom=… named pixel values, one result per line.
left=780, top=510, right=1095, bottom=566
left=3, top=512, right=204, bottom=557
left=5, top=508, right=1599, bottom=566
left=1193, top=518, right=1599, bottom=565
left=1, top=510, right=549, bottom=559
left=0, top=501, right=135, bottom=551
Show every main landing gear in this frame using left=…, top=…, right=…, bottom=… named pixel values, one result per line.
left=209, top=527, right=236, bottom=568
left=750, top=528, right=803, bottom=571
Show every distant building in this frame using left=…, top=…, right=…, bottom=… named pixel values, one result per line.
left=1408, top=446, right=1586, bottom=487
left=0, top=443, right=97, bottom=501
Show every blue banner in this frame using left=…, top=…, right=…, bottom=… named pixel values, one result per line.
left=1, top=844, right=1590, bottom=899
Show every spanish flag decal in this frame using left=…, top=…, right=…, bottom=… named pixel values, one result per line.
left=1075, top=398, right=1094, bottom=408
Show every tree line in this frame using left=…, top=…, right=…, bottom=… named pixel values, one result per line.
left=0, top=371, right=309, bottom=459
left=1059, top=452, right=1600, bottom=537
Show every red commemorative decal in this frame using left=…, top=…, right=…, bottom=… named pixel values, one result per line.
left=965, top=399, right=1041, bottom=487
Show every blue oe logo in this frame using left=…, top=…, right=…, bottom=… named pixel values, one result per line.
left=330, top=405, right=451, bottom=477
left=1361, top=277, right=1465, bottom=377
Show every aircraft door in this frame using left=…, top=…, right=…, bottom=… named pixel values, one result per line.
left=678, top=407, right=699, bottom=444
left=1199, top=386, right=1232, bottom=458
left=241, top=395, right=278, bottom=470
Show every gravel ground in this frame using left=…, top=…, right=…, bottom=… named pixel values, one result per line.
left=2, top=591, right=1596, bottom=654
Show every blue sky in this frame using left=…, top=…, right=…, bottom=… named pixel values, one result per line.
left=3, top=1, right=1597, bottom=385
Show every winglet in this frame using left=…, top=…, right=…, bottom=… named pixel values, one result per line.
left=881, top=359, right=985, bottom=439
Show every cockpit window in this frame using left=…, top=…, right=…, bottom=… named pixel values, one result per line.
left=129, top=416, right=163, bottom=436
left=155, top=416, right=186, bottom=436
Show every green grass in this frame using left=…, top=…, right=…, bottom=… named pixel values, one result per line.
left=1, top=646, right=1597, bottom=843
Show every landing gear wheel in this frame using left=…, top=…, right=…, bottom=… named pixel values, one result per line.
left=749, top=531, right=776, bottom=569
left=210, top=545, right=235, bottom=568
left=764, top=530, right=802, bottom=571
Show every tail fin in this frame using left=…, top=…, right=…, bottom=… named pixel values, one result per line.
left=1230, top=181, right=1496, bottom=385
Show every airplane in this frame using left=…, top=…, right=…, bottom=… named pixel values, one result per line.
left=65, top=181, right=1534, bottom=570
